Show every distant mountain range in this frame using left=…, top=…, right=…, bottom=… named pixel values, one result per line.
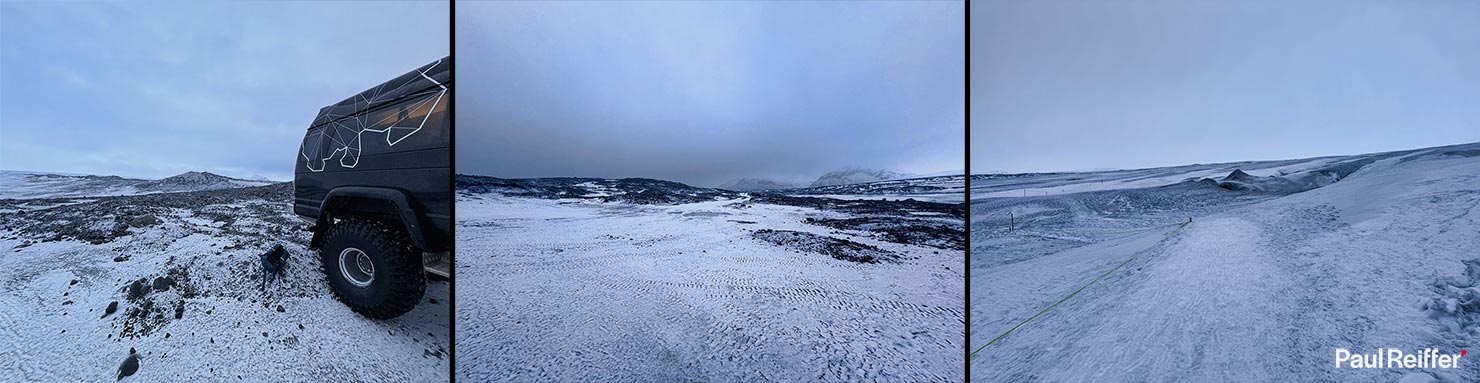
left=808, top=169, right=915, bottom=188
left=716, top=168, right=930, bottom=191
left=460, top=171, right=967, bottom=204
left=0, top=170, right=277, bottom=199
left=715, top=178, right=803, bottom=191
left=457, top=175, right=739, bottom=204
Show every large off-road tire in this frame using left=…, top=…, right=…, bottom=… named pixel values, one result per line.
left=320, top=218, right=425, bottom=319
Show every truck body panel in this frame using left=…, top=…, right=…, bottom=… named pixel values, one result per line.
left=294, top=57, right=452, bottom=252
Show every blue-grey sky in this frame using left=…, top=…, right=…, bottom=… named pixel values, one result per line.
left=0, top=1, right=448, bottom=181
left=457, top=1, right=965, bottom=187
left=973, top=0, right=1480, bottom=173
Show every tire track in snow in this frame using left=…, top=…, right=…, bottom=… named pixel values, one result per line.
left=592, top=278, right=964, bottom=318
left=456, top=197, right=962, bottom=382
left=986, top=217, right=1289, bottom=382
left=1084, top=217, right=1288, bottom=382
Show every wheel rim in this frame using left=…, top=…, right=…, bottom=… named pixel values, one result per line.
left=339, top=247, right=375, bottom=287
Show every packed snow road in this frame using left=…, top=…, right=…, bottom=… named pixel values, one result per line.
left=974, top=143, right=1480, bottom=382
left=456, top=194, right=964, bottom=382
left=0, top=184, right=450, bottom=381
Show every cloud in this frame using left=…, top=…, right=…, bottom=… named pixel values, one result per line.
left=0, top=1, right=449, bottom=180
left=971, top=1, right=1480, bottom=173
left=51, top=67, right=89, bottom=88
left=456, top=1, right=964, bottom=187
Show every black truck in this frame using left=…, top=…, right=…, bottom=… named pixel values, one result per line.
left=294, top=57, right=450, bottom=319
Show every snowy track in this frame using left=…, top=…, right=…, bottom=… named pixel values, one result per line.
left=975, top=143, right=1480, bottom=382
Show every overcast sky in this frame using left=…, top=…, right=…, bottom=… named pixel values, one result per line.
left=973, top=0, right=1480, bottom=173
left=457, top=1, right=965, bottom=187
left=0, top=1, right=448, bottom=181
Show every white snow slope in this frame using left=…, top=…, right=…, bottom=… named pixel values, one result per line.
left=970, top=156, right=1342, bottom=200
left=973, top=142, right=1480, bottom=382
left=456, top=194, right=965, bottom=382
left=0, top=184, right=449, bottom=381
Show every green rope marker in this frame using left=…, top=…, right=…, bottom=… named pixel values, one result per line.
left=971, top=216, right=1192, bottom=357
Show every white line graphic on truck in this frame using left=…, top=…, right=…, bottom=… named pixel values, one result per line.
left=300, top=59, right=447, bottom=172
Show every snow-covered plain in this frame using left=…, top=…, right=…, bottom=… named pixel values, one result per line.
left=0, top=182, right=449, bottom=381
left=973, top=142, right=1480, bottom=382
left=455, top=177, right=965, bottom=382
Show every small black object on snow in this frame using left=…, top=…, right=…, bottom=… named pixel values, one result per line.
left=259, top=244, right=287, bottom=291
left=102, top=301, right=119, bottom=318
left=117, top=348, right=138, bottom=380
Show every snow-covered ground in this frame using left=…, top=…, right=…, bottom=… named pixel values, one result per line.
left=455, top=178, right=965, bottom=382
left=790, top=174, right=967, bottom=203
left=0, top=183, right=449, bottom=381
left=973, top=142, right=1480, bottom=382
